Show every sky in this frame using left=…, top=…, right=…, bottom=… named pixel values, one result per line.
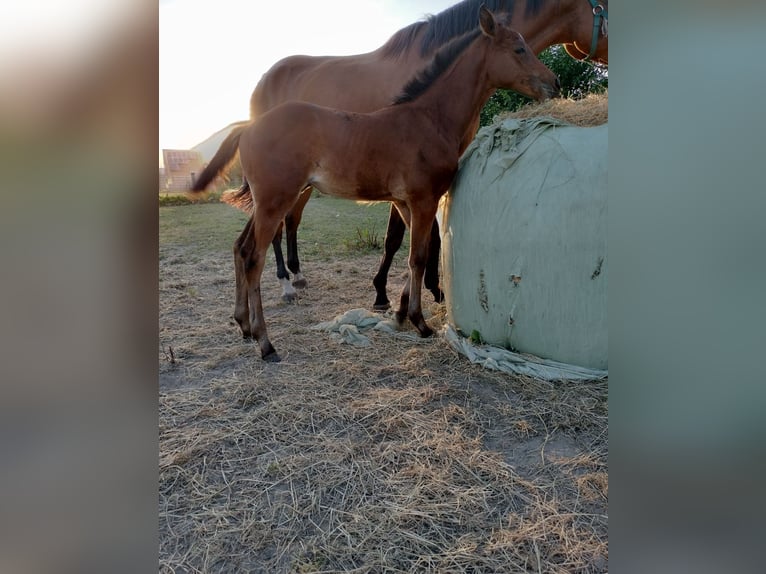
left=159, top=0, right=456, bottom=165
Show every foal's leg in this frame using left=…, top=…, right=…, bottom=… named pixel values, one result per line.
left=390, top=204, right=412, bottom=323
left=424, top=219, right=444, bottom=303
left=233, top=219, right=253, bottom=338
left=399, top=202, right=438, bottom=337
left=271, top=221, right=298, bottom=302
left=376, top=208, right=442, bottom=308
left=284, top=187, right=312, bottom=289
left=372, top=204, right=407, bottom=310
left=245, top=208, right=285, bottom=362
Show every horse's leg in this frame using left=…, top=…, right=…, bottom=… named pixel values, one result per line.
left=233, top=219, right=253, bottom=338
left=284, top=187, right=312, bottom=289
left=272, top=221, right=297, bottom=302
left=245, top=208, right=285, bottom=362
left=372, top=204, right=407, bottom=310
left=398, top=201, right=438, bottom=337
left=423, top=219, right=444, bottom=303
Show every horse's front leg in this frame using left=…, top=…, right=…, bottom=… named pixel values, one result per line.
left=372, top=204, right=407, bottom=310
left=424, top=219, right=444, bottom=303
left=396, top=202, right=437, bottom=337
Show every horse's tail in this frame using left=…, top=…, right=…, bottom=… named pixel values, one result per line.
left=221, top=181, right=254, bottom=213
left=188, top=120, right=250, bottom=193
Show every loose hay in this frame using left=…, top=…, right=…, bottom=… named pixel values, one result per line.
left=160, top=184, right=607, bottom=572
left=160, top=374, right=607, bottom=573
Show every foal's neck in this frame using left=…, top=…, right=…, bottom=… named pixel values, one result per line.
left=408, top=36, right=494, bottom=151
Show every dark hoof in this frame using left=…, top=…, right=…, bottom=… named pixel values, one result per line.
left=237, top=323, right=253, bottom=339
left=292, top=278, right=308, bottom=289
left=262, top=343, right=281, bottom=362
left=235, top=316, right=252, bottom=338
left=373, top=301, right=391, bottom=311
left=395, top=311, right=407, bottom=325
left=418, top=325, right=434, bottom=338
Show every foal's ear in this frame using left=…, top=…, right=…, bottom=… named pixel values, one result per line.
left=479, top=5, right=496, bottom=38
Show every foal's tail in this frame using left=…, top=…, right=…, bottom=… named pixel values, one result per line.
left=188, top=120, right=250, bottom=193
left=221, top=182, right=254, bottom=213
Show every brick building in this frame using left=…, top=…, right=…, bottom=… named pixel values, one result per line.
left=161, top=149, right=204, bottom=192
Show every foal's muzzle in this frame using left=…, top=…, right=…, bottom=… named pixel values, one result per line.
left=544, top=76, right=562, bottom=99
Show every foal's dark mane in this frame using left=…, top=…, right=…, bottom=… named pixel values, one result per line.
left=392, top=29, right=482, bottom=105
left=381, top=0, right=546, bottom=59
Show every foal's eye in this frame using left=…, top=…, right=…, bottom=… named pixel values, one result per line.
left=514, top=47, right=526, bottom=54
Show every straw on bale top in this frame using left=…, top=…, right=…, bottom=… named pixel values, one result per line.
left=499, top=91, right=608, bottom=127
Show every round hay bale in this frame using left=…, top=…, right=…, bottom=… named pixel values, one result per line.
left=441, top=99, right=607, bottom=370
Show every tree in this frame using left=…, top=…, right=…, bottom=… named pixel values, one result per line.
left=479, top=46, right=608, bottom=126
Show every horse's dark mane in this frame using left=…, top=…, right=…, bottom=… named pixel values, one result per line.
left=392, top=28, right=482, bottom=105
left=382, top=21, right=428, bottom=58
left=381, top=0, right=545, bottom=59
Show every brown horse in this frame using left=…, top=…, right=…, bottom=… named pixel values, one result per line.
left=201, top=7, right=559, bottom=362
left=191, top=0, right=608, bottom=317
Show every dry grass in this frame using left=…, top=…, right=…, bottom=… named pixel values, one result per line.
left=160, top=169, right=607, bottom=572
left=500, top=91, right=608, bottom=127
left=160, top=377, right=607, bottom=572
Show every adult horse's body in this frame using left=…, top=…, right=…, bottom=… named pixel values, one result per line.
left=191, top=0, right=608, bottom=321
left=198, top=7, right=559, bottom=362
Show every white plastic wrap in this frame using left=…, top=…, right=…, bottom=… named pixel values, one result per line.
left=441, top=117, right=607, bottom=371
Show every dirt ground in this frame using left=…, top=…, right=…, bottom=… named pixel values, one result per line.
left=159, top=213, right=608, bottom=573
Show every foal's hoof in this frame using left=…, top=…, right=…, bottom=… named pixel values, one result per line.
left=261, top=343, right=281, bottom=363
left=373, top=301, right=391, bottom=312
left=292, top=278, right=308, bottom=289
left=237, top=324, right=253, bottom=339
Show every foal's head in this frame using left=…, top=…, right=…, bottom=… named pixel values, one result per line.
left=479, top=6, right=560, bottom=101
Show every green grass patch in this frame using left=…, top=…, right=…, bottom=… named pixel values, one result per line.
left=343, top=224, right=383, bottom=252
left=159, top=195, right=410, bottom=260
left=158, top=190, right=223, bottom=207
left=160, top=202, right=248, bottom=255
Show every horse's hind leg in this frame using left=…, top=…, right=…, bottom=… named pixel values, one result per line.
left=272, top=221, right=298, bottom=302
left=233, top=219, right=253, bottom=338
left=372, top=204, right=407, bottom=310
left=284, top=187, right=312, bottom=289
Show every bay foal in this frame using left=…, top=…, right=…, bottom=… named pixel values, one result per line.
left=211, top=7, right=559, bottom=361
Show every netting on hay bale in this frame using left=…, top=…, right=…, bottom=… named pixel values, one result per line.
left=439, top=94, right=607, bottom=378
